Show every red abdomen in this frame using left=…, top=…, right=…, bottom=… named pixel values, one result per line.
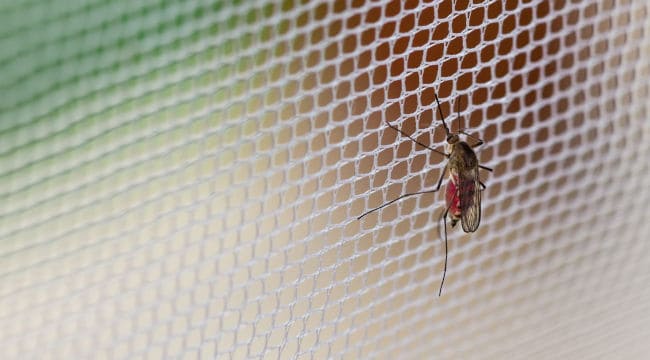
left=445, top=175, right=461, bottom=219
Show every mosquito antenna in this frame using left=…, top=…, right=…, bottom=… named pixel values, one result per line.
left=433, top=92, right=450, bottom=136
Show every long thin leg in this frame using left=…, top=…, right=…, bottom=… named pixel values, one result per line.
left=357, top=164, right=448, bottom=220
left=385, top=121, right=448, bottom=158
left=438, top=205, right=450, bottom=296
left=479, top=164, right=493, bottom=172
left=479, top=180, right=486, bottom=190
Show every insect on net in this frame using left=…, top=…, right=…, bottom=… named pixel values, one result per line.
left=0, top=0, right=649, bottom=359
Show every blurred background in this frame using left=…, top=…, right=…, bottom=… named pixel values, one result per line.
left=1, top=0, right=649, bottom=358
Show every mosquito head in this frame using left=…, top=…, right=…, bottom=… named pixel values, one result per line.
left=446, top=133, right=460, bottom=144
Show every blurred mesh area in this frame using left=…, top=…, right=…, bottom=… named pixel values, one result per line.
left=1, top=0, right=650, bottom=358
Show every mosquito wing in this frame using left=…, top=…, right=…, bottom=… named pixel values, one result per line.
left=459, top=167, right=481, bottom=233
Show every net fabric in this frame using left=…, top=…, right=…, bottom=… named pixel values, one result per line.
left=1, top=0, right=649, bottom=359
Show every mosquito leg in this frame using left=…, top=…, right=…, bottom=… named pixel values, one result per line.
left=357, top=189, right=437, bottom=220
left=438, top=205, right=450, bottom=297
left=357, top=164, right=447, bottom=220
left=437, top=209, right=446, bottom=243
left=385, top=121, right=448, bottom=158
left=432, top=163, right=447, bottom=193
left=479, top=180, right=486, bottom=190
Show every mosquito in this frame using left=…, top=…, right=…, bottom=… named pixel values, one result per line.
left=357, top=91, right=493, bottom=296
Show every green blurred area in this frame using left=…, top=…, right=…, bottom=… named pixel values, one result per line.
left=0, top=0, right=307, bottom=242
left=0, top=0, right=298, bottom=185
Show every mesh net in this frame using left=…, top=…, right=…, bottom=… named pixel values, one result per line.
left=1, top=0, right=650, bottom=358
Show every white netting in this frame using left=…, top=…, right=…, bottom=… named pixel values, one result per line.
left=1, top=0, right=650, bottom=358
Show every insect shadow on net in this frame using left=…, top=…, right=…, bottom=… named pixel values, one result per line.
left=357, top=91, right=493, bottom=296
